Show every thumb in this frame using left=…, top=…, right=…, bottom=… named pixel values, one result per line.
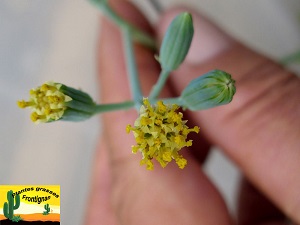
left=158, top=7, right=300, bottom=224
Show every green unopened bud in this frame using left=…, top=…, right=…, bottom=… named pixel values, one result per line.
left=180, top=70, right=236, bottom=110
left=159, top=12, right=194, bottom=71
left=17, top=82, right=96, bottom=123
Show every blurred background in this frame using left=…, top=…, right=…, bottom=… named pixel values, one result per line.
left=1, top=0, right=299, bottom=224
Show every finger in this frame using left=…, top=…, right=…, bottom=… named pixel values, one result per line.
left=97, top=0, right=232, bottom=224
left=84, top=138, right=118, bottom=225
left=98, top=1, right=211, bottom=168
left=158, top=7, right=300, bottom=223
left=98, top=0, right=162, bottom=162
left=237, top=177, right=286, bottom=225
left=98, top=0, right=210, bottom=164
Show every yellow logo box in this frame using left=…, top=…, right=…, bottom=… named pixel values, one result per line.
left=0, top=185, right=60, bottom=223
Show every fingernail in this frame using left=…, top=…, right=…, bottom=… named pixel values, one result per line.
left=158, top=7, right=233, bottom=65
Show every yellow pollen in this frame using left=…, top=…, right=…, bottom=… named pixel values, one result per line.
left=48, top=96, right=62, bottom=103
left=175, top=156, right=187, bottom=169
left=127, top=98, right=199, bottom=170
left=29, top=89, right=36, bottom=95
left=40, top=84, right=50, bottom=92
left=17, top=100, right=33, bottom=108
left=140, top=117, right=152, bottom=126
left=44, top=107, right=52, bottom=115
left=30, top=112, right=46, bottom=123
left=126, top=125, right=132, bottom=134
left=162, top=151, right=172, bottom=162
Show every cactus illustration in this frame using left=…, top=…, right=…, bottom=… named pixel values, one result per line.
left=3, top=190, right=20, bottom=221
left=11, top=215, right=22, bottom=222
left=43, top=203, right=50, bottom=215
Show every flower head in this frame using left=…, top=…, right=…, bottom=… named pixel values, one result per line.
left=127, top=98, right=199, bottom=170
left=17, top=82, right=71, bottom=123
left=18, top=82, right=96, bottom=123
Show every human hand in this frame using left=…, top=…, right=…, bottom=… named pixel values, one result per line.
left=85, top=1, right=300, bottom=224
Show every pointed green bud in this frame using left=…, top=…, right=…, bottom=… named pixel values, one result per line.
left=159, top=12, right=194, bottom=71
left=180, top=70, right=236, bottom=110
left=17, top=82, right=96, bottom=123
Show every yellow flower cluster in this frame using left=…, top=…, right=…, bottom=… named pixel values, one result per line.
left=126, top=98, right=199, bottom=170
left=17, top=82, right=72, bottom=123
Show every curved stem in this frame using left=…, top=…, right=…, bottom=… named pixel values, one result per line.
left=148, top=69, right=170, bottom=100
left=122, top=28, right=143, bottom=109
left=148, top=0, right=163, bottom=13
left=94, top=101, right=135, bottom=113
left=281, top=50, right=300, bottom=65
left=90, top=0, right=156, bottom=49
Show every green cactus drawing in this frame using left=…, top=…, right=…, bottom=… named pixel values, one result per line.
left=11, top=215, right=22, bottom=222
left=3, top=190, right=21, bottom=221
left=43, top=203, right=50, bottom=215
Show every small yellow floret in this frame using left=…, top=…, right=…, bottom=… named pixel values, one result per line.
left=30, top=112, right=39, bottom=122
left=17, top=82, right=72, bottom=123
left=17, top=100, right=30, bottom=108
left=127, top=98, right=199, bottom=170
left=176, top=156, right=187, bottom=169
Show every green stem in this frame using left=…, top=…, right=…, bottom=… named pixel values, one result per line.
left=123, top=28, right=143, bottom=109
left=281, top=50, right=300, bottom=65
left=148, top=0, right=163, bottom=13
left=94, top=101, right=135, bottom=113
left=148, top=69, right=170, bottom=100
left=90, top=0, right=156, bottom=49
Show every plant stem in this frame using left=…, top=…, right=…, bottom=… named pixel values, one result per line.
left=148, top=69, right=170, bottom=100
left=94, top=101, right=135, bottom=113
left=148, top=0, right=163, bottom=13
left=90, top=0, right=156, bottom=49
left=281, top=50, right=300, bottom=65
left=122, top=28, right=143, bottom=109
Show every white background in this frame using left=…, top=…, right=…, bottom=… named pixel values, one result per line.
left=1, top=0, right=299, bottom=224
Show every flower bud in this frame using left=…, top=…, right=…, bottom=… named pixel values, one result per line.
left=18, top=82, right=96, bottom=123
left=180, top=70, right=236, bottom=110
left=59, top=84, right=96, bottom=121
left=159, top=12, right=194, bottom=71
